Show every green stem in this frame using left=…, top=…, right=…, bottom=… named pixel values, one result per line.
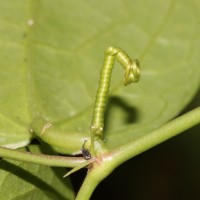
left=111, top=107, right=200, bottom=170
left=76, top=107, right=200, bottom=200
left=31, top=117, right=89, bottom=154
left=0, top=146, right=86, bottom=167
left=75, top=166, right=103, bottom=200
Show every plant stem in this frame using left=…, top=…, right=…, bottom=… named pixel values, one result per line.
left=112, top=107, right=200, bottom=168
left=31, top=117, right=88, bottom=154
left=0, top=146, right=86, bottom=167
left=76, top=107, right=200, bottom=200
left=75, top=170, right=100, bottom=200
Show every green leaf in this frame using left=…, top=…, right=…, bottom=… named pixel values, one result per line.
left=0, top=0, right=199, bottom=152
left=0, top=145, right=75, bottom=200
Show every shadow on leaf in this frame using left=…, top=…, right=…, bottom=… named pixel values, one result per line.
left=104, top=96, right=139, bottom=131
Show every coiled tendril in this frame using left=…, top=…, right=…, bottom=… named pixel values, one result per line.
left=90, top=46, right=141, bottom=139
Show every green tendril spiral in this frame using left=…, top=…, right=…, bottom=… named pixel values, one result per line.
left=90, top=46, right=141, bottom=140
